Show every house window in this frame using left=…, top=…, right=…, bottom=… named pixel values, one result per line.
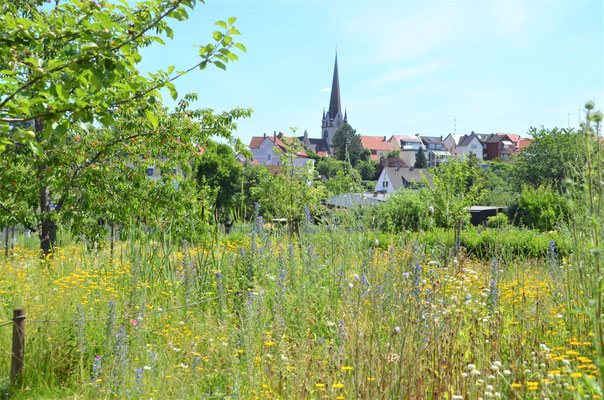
left=267, top=153, right=272, bottom=162
left=146, top=167, right=154, bottom=176
left=383, top=180, right=388, bottom=188
left=471, top=144, right=477, bottom=149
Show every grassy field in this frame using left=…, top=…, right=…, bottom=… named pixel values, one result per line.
left=0, top=223, right=599, bottom=399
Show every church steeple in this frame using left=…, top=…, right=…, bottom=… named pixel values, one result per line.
left=328, top=53, right=342, bottom=120
left=321, top=51, right=347, bottom=148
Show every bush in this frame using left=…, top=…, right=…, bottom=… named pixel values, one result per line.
left=403, top=226, right=569, bottom=260
left=372, top=190, right=431, bottom=232
left=486, top=213, right=508, bottom=228
left=508, top=185, right=569, bottom=231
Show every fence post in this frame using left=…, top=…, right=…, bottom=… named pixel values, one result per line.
left=10, top=308, right=25, bottom=385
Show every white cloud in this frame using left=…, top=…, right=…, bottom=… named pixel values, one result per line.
left=317, top=87, right=330, bottom=93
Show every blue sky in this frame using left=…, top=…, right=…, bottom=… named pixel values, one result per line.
left=139, top=0, right=603, bottom=144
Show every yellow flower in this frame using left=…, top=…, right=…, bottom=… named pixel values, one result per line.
left=341, top=366, right=354, bottom=371
left=332, top=383, right=344, bottom=388
left=570, top=372, right=582, bottom=378
left=264, top=341, right=275, bottom=347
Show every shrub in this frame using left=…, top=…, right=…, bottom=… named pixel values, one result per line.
left=508, top=185, right=570, bottom=231
left=486, top=213, right=508, bottom=228
left=372, top=190, right=431, bottom=232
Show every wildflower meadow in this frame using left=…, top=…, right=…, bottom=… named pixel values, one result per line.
left=0, top=217, right=599, bottom=399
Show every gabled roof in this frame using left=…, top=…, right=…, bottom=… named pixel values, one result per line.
left=383, top=167, right=433, bottom=190
left=486, top=134, right=509, bottom=143
left=389, top=134, right=423, bottom=143
left=420, top=136, right=444, bottom=146
left=249, top=134, right=308, bottom=157
left=445, top=133, right=464, bottom=145
left=458, top=133, right=481, bottom=147
left=498, top=133, right=521, bottom=142
left=474, top=133, right=492, bottom=143
left=360, top=135, right=389, bottom=151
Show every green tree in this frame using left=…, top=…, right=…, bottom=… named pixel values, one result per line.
left=196, top=142, right=242, bottom=223
left=414, top=147, right=428, bottom=168
left=355, top=160, right=378, bottom=181
left=316, top=158, right=350, bottom=179
left=0, top=1, right=245, bottom=150
left=513, top=127, right=585, bottom=190
left=325, top=169, right=362, bottom=196
left=331, top=123, right=366, bottom=166
left=430, top=157, right=484, bottom=255
left=0, top=99, right=250, bottom=255
left=253, top=141, right=325, bottom=235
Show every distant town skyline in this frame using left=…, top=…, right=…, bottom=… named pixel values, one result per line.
left=139, top=0, right=604, bottom=144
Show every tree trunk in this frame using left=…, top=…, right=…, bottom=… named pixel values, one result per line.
left=39, top=184, right=57, bottom=257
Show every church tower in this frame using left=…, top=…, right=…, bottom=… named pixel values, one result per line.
left=322, top=53, right=347, bottom=147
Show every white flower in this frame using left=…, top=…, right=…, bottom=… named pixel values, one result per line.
left=143, top=366, right=152, bottom=370
left=486, top=385, right=493, bottom=392
left=503, top=370, right=511, bottom=376
left=452, top=396, right=463, bottom=400
left=394, top=326, right=400, bottom=334
left=349, top=283, right=354, bottom=289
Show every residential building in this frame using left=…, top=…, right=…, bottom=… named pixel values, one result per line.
left=485, top=134, right=516, bottom=160
left=360, top=135, right=390, bottom=160
left=375, top=166, right=432, bottom=195
left=386, top=135, right=425, bottom=167
left=420, top=136, right=451, bottom=167
left=249, top=132, right=311, bottom=167
left=444, top=132, right=485, bottom=160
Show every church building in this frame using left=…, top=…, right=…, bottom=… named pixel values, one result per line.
left=321, top=53, right=347, bottom=148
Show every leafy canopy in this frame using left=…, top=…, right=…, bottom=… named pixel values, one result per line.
left=0, top=0, right=246, bottom=152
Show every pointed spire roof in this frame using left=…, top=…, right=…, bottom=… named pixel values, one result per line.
left=328, top=53, right=342, bottom=120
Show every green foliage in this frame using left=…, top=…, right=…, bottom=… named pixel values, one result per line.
left=403, top=226, right=570, bottom=260
left=355, top=160, right=378, bottom=181
left=414, top=147, right=427, bottom=168
left=513, top=127, right=585, bottom=189
left=316, top=158, right=350, bottom=179
left=372, top=189, right=431, bottom=232
left=430, top=158, right=483, bottom=229
left=508, top=185, right=569, bottom=231
left=324, top=169, right=362, bottom=196
left=0, top=1, right=245, bottom=150
left=0, top=101, right=251, bottom=252
left=479, top=161, right=517, bottom=207
left=233, top=162, right=273, bottom=221
left=196, top=142, right=242, bottom=222
left=331, top=123, right=367, bottom=166
left=565, top=101, right=603, bottom=382
left=252, top=140, right=325, bottom=234
left=486, top=213, right=508, bottom=228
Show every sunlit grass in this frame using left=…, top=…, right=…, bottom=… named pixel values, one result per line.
left=0, top=225, right=599, bottom=399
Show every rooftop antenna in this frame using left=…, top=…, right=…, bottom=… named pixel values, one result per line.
left=568, top=113, right=570, bottom=128
left=454, top=118, right=457, bottom=133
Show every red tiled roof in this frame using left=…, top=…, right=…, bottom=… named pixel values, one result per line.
left=249, top=135, right=307, bottom=157
left=360, top=135, right=389, bottom=151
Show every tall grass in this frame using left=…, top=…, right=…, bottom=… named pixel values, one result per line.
left=0, top=217, right=598, bottom=399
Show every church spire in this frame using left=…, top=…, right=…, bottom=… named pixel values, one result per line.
left=328, top=52, right=342, bottom=121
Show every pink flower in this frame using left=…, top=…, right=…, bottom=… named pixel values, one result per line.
left=129, top=319, right=138, bottom=326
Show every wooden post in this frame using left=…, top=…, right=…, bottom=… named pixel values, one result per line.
left=10, top=308, right=25, bottom=385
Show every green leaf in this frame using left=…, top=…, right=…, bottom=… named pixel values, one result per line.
left=228, top=17, right=237, bottom=25
left=234, top=43, right=247, bottom=52
left=56, top=85, right=68, bottom=101
left=145, top=110, right=158, bottom=129
left=214, top=61, right=226, bottom=71
left=98, top=13, right=112, bottom=30
left=215, top=20, right=227, bottom=29
left=167, top=84, right=178, bottom=100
